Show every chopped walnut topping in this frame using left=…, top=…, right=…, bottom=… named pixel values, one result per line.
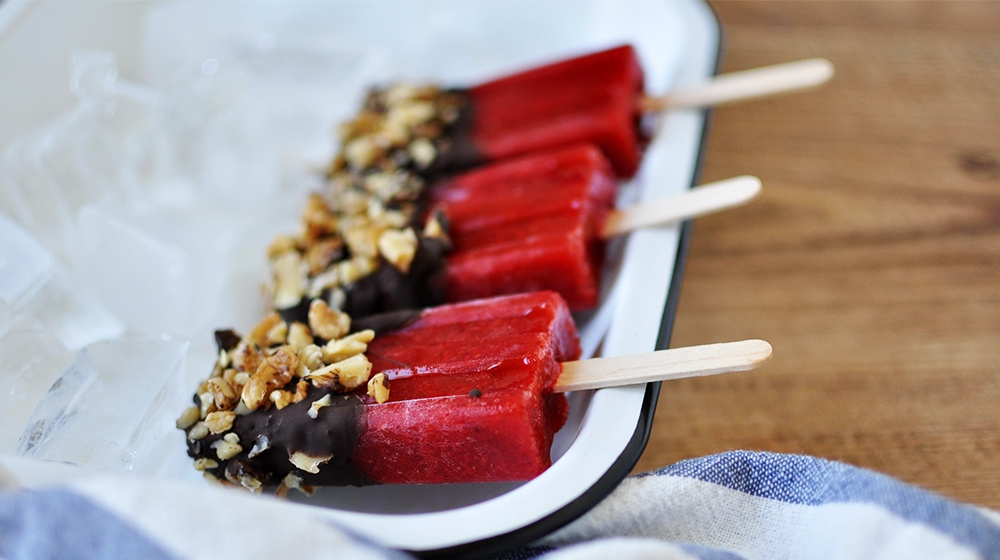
left=233, top=399, right=252, bottom=416
left=305, top=238, right=344, bottom=276
left=383, top=83, right=429, bottom=105
left=231, top=341, right=262, bottom=376
left=176, top=406, right=201, bottom=430
left=408, top=138, right=437, bottom=168
left=239, top=474, right=263, bottom=494
left=307, top=268, right=341, bottom=299
left=241, top=348, right=297, bottom=411
left=248, top=435, right=270, bottom=458
left=212, top=433, right=243, bottom=461
left=260, top=82, right=460, bottom=321
left=247, top=313, right=285, bottom=348
left=275, top=472, right=315, bottom=499
left=378, top=228, right=418, bottom=273
left=265, top=321, right=288, bottom=346
left=204, top=410, right=236, bottom=434
left=267, top=235, right=300, bottom=259
left=298, top=344, right=325, bottom=372
left=287, top=322, right=314, bottom=351
left=271, top=252, right=307, bottom=310
left=207, top=376, right=238, bottom=410
left=342, top=221, right=382, bottom=259
left=308, top=394, right=333, bottom=419
left=305, top=354, right=373, bottom=391
left=269, top=389, right=294, bottom=410
left=387, top=100, right=435, bottom=128
left=197, top=388, right=216, bottom=418
left=289, top=451, right=332, bottom=474
left=193, top=458, right=219, bottom=471
left=423, top=211, right=449, bottom=241
left=344, top=136, right=381, bottom=169
left=308, top=299, right=351, bottom=341
left=187, top=422, right=210, bottom=441
left=214, top=348, right=231, bottom=372
left=233, top=371, right=251, bottom=388
left=222, top=367, right=239, bottom=387
left=322, top=330, right=375, bottom=363
left=293, top=380, right=309, bottom=403
left=301, top=194, right=339, bottom=240
left=335, top=255, right=378, bottom=285
left=368, top=372, right=390, bottom=404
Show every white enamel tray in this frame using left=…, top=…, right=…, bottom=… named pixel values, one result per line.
left=0, top=0, right=720, bottom=556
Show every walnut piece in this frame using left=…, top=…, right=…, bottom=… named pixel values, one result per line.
left=271, top=252, right=306, bottom=310
left=187, top=422, right=210, bottom=441
left=212, top=433, right=243, bottom=460
left=204, top=410, right=236, bottom=434
left=367, top=372, right=390, bottom=404
left=269, top=389, right=294, bottom=410
left=193, top=458, right=219, bottom=471
left=275, top=472, right=315, bottom=499
left=305, top=354, right=373, bottom=391
left=247, top=313, right=285, bottom=348
left=287, top=323, right=314, bottom=351
left=308, top=394, right=333, bottom=419
left=207, top=376, right=238, bottom=411
left=308, top=299, right=351, bottom=341
left=322, top=329, right=375, bottom=363
left=241, top=347, right=298, bottom=411
left=289, top=451, right=332, bottom=474
left=175, top=406, right=201, bottom=430
left=378, top=228, right=418, bottom=273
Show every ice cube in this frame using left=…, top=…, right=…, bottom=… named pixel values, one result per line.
left=0, top=137, right=79, bottom=260
left=0, top=312, right=74, bottom=453
left=29, top=270, right=125, bottom=352
left=75, top=204, right=194, bottom=337
left=18, top=336, right=188, bottom=476
left=0, top=210, right=56, bottom=304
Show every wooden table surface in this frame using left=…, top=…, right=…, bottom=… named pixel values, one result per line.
left=632, top=1, right=1000, bottom=511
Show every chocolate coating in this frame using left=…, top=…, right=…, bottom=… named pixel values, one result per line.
left=214, top=329, right=242, bottom=353
left=279, top=235, right=450, bottom=325
left=188, top=387, right=371, bottom=487
left=424, top=89, right=486, bottom=178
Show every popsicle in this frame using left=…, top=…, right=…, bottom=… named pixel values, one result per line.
left=178, top=291, right=771, bottom=491
left=273, top=144, right=760, bottom=319
left=332, top=45, right=834, bottom=180
left=429, top=144, right=760, bottom=310
left=179, top=291, right=579, bottom=489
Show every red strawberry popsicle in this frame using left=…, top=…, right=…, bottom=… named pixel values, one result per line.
left=422, top=44, right=832, bottom=178
left=186, top=291, right=580, bottom=487
left=429, top=143, right=617, bottom=310
left=296, top=144, right=758, bottom=319
left=183, top=291, right=772, bottom=489
left=438, top=45, right=646, bottom=178
left=428, top=143, right=760, bottom=311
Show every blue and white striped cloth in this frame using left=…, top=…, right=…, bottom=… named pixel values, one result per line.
left=2, top=451, right=999, bottom=559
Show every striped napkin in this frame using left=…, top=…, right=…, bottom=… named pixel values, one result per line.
left=1, top=451, right=998, bottom=560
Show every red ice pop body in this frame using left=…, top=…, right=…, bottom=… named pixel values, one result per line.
left=428, top=144, right=617, bottom=310
left=354, top=291, right=579, bottom=484
left=460, top=44, right=646, bottom=177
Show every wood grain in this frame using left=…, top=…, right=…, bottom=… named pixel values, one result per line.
left=632, top=1, right=1000, bottom=511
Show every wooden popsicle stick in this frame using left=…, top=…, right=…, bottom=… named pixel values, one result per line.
left=601, top=175, right=761, bottom=238
left=639, top=58, right=835, bottom=112
left=554, top=339, right=772, bottom=393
